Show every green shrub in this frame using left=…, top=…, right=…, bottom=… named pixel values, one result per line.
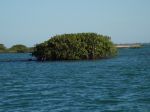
left=32, top=33, right=117, bottom=61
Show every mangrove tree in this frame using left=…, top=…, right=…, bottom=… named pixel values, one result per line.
left=32, top=33, right=117, bottom=61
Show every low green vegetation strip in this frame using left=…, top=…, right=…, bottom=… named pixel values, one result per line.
left=32, top=33, right=117, bottom=61
left=0, top=44, right=33, bottom=53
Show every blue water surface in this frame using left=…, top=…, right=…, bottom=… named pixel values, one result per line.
left=0, top=45, right=150, bottom=112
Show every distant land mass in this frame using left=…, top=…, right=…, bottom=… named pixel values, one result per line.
left=0, top=44, right=33, bottom=53
left=115, top=43, right=142, bottom=48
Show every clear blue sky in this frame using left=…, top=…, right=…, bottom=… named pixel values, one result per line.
left=0, top=0, right=150, bottom=47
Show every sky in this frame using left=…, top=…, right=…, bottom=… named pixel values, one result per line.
left=0, top=0, right=150, bottom=47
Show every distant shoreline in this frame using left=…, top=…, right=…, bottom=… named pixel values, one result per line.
left=115, top=43, right=142, bottom=48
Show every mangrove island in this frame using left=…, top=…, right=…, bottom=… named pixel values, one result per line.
left=32, top=33, right=117, bottom=61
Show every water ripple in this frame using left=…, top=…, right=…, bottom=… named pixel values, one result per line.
left=0, top=46, right=150, bottom=112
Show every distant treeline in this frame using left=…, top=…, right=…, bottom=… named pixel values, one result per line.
left=0, top=44, right=33, bottom=53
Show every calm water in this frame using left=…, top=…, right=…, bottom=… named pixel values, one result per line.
left=0, top=45, right=150, bottom=112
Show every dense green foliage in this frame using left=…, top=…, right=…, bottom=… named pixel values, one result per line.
left=32, top=33, right=117, bottom=61
left=0, top=44, right=6, bottom=52
left=9, top=44, right=28, bottom=53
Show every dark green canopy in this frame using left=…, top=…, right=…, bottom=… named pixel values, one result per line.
left=32, top=33, right=117, bottom=61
